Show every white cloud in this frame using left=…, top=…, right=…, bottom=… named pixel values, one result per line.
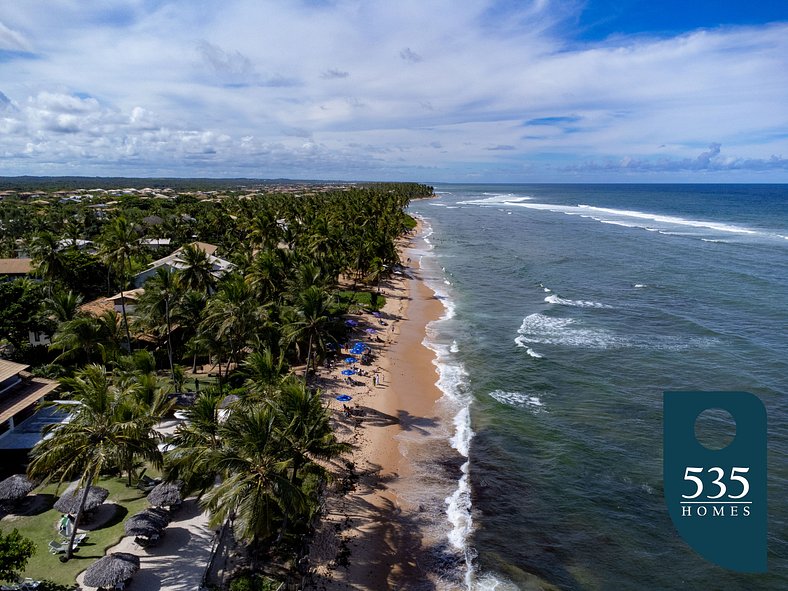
left=0, top=1, right=785, bottom=180
left=0, top=20, right=32, bottom=52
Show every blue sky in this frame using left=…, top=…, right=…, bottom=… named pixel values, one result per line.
left=0, top=0, right=786, bottom=182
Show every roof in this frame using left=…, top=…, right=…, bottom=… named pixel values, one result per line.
left=107, top=288, right=145, bottom=303
left=136, top=242, right=228, bottom=282
left=0, top=360, right=30, bottom=384
left=0, top=258, right=33, bottom=275
left=0, top=377, right=59, bottom=424
left=191, top=242, right=218, bottom=256
left=80, top=297, right=114, bottom=317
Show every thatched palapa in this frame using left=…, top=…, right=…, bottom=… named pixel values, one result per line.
left=83, top=552, right=140, bottom=588
left=53, top=486, right=109, bottom=514
left=0, top=475, right=35, bottom=502
left=126, top=509, right=168, bottom=532
left=147, top=480, right=183, bottom=508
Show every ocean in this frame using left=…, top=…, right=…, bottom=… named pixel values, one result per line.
left=407, top=184, right=788, bottom=590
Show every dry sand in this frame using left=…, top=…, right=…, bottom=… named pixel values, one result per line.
left=307, top=223, right=448, bottom=590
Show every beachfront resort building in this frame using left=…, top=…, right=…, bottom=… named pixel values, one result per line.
left=0, top=359, right=61, bottom=470
left=132, top=241, right=233, bottom=288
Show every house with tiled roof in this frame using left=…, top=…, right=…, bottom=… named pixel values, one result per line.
left=0, top=360, right=61, bottom=455
left=0, top=258, right=33, bottom=281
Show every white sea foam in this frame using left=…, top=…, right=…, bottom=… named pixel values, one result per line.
left=457, top=194, right=532, bottom=206
left=516, top=313, right=718, bottom=351
left=445, top=460, right=473, bottom=551
left=514, top=338, right=544, bottom=358
left=418, top=220, right=476, bottom=588
left=633, top=284, right=647, bottom=288
left=544, top=294, right=612, bottom=308
left=489, top=390, right=546, bottom=413
left=461, top=196, right=783, bottom=242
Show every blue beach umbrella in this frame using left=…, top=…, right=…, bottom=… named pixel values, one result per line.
left=365, top=328, right=377, bottom=334
left=372, top=311, right=382, bottom=318
left=345, top=319, right=358, bottom=326
left=341, top=369, right=356, bottom=375
left=336, top=394, right=352, bottom=402
left=344, top=357, right=356, bottom=363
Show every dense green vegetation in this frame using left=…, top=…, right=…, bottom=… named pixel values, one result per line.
left=0, top=180, right=432, bottom=583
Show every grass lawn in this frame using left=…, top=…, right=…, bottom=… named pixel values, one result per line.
left=2, top=476, right=149, bottom=587
left=336, top=290, right=386, bottom=312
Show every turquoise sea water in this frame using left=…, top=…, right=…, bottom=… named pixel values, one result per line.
left=408, top=185, right=788, bottom=590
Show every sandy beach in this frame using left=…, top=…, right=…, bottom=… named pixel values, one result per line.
left=308, top=222, right=449, bottom=589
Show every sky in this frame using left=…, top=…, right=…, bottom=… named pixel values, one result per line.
left=0, top=0, right=787, bottom=183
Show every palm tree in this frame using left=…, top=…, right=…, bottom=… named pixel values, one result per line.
left=44, top=289, right=83, bottom=323
left=282, top=286, right=333, bottom=382
left=271, top=378, right=350, bottom=537
left=99, top=217, right=140, bottom=351
left=166, top=391, right=224, bottom=492
left=135, top=268, right=182, bottom=388
left=28, top=364, right=162, bottom=560
left=177, top=243, right=216, bottom=295
left=200, top=405, right=306, bottom=561
left=173, top=289, right=207, bottom=372
left=240, top=348, right=287, bottom=402
left=29, top=231, right=65, bottom=291
left=49, top=315, right=103, bottom=364
left=201, top=274, right=266, bottom=377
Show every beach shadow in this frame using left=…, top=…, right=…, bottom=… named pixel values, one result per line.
left=313, top=491, right=436, bottom=590
left=13, top=493, right=55, bottom=516
left=354, top=407, right=399, bottom=427
left=128, top=569, right=162, bottom=591
left=396, top=410, right=440, bottom=435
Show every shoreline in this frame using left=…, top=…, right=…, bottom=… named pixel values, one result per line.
left=308, top=221, right=451, bottom=589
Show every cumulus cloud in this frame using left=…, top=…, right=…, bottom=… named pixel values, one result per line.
left=0, top=1, right=785, bottom=180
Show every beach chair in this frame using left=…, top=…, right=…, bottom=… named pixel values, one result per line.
left=72, top=532, right=88, bottom=546
left=136, top=474, right=159, bottom=492
left=48, top=540, right=69, bottom=554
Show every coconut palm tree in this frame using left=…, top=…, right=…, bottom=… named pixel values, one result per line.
left=99, top=217, right=140, bottom=352
left=200, top=404, right=306, bottom=559
left=166, top=391, right=225, bottom=492
left=273, top=377, right=350, bottom=483
left=201, top=274, right=266, bottom=376
left=28, top=364, right=162, bottom=560
left=282, top=286, right=333, bottom=382
left=135, top=268, right=182, bottom=388
left=240, top=348, right=287, bottom=402
left=44, top=289, right=83, bottom=323
left=29, top=231, right=66, bottom=291
left=49, top=315, right=103, bottom=364
left=177, top=243, right=216, bottom=295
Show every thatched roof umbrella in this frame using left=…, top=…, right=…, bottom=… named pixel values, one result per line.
left=124, top=519, right=161, bottom=539
left=147, top=480, right=183, bottom=508
left=83, top=552, right=140, bottom=588
left=0, top=475, right=35, bottom=502
left=54, top=486, right=109, bottom=514
left=127, top=509, right=168, bottom=532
